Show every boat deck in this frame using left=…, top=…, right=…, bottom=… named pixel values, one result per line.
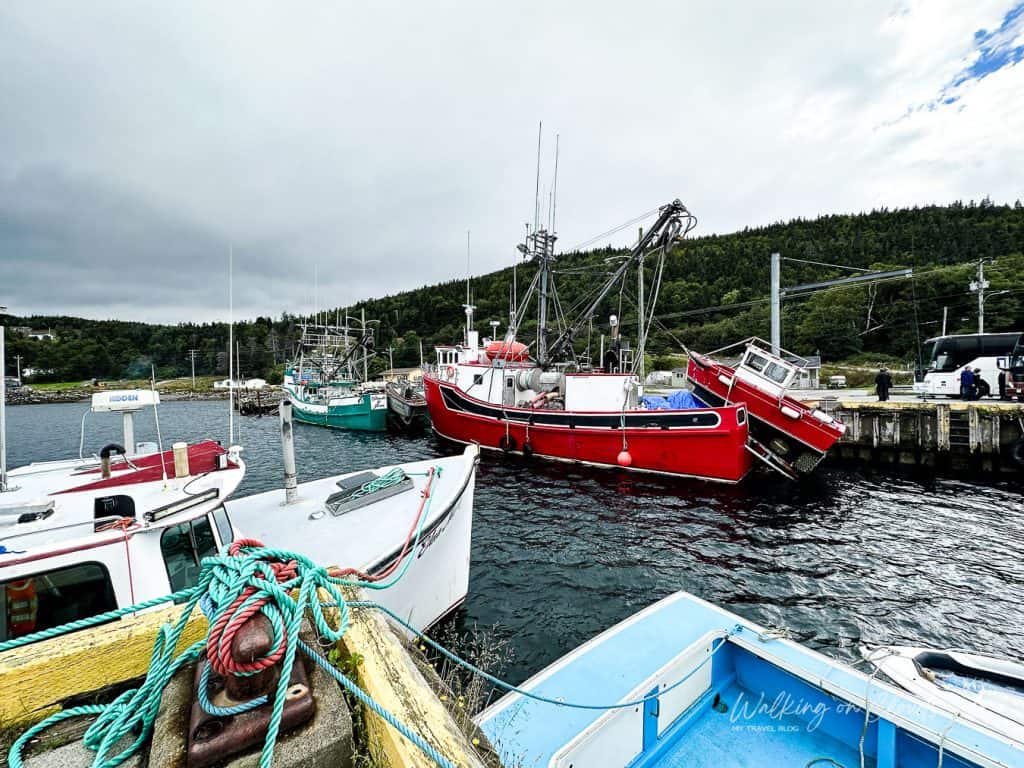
left=649, top=679, right=860, bottom=768
left=477, top=592, right=1023, bottom=768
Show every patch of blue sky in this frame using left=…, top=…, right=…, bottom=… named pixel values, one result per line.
left=951, top=3, right=1024, bottom=87
left=897, top=2, right=1024, bottom=120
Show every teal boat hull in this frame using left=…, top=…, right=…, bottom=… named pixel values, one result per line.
left=285, top=387, right=387, bottom=432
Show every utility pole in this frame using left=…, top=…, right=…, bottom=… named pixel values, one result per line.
left=15, top=355, right=21, bottom=385
left=969, top=260, right=990, bottom=334
left=770, top=252, right=781, bottom=355
left=1, top=305, right=8, bottom=492
left=187, top=348, right=199, bottom=389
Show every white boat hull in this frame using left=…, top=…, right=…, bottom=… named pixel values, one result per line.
left=225, top=445, right=477, bottom=634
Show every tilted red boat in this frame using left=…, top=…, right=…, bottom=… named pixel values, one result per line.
left=423, top=199, right=754, bottom=483
left=686, top=338, right=846, bottom=476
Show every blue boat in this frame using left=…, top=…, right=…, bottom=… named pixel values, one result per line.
left=476, top=591, right=1023, bottom=768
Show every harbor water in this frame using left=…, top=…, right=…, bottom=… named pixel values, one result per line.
left=6, top=400, right=1024, bottom=687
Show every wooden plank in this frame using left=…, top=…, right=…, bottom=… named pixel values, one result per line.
left=329, top=589, right=486, bottom=768
left=0, top=606, right=207, bottom=726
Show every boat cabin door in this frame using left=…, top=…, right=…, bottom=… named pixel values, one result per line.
left=503, top=374, right=516, bottom=407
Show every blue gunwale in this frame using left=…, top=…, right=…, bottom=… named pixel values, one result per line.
left=475, top=591, right=1023, bottom=768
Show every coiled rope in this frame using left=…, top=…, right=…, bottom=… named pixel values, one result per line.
left=4, top=467, right=448, bottom=768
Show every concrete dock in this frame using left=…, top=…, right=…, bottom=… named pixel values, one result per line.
left=802, top=393, right=1024, bottom=474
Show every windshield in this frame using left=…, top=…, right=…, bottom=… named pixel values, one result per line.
left=1011, top=354, right=1024, bottom=370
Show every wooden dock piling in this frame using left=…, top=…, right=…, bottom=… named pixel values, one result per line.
left=810, top=398, right=1024, bottom=474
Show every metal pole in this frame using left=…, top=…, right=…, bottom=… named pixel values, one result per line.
left=228, top=247, right=234, bottom=446
left=770, top=252, right=781, bottom=355
left=362, top=309, right=368, bottom=382
left=637, top=252, right=645, bottom=378
left=280, top=400, right=298, bottom=505
left=942, top=306, right=948, bottom=336
left=978, top=260, right=985, bottom=334
left=15, top=355, right=21, bottom=385
left=1, top=318, right=6, bottom=492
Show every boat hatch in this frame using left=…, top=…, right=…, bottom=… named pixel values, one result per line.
left=325, top=471, right=413, bottom=516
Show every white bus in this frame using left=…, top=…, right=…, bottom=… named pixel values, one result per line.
left=914, top=332, right=1024, bottom=398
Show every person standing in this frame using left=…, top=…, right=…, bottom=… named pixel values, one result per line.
left=974, top=368, right=990, bottom=399
left=960, top=365, right=975, bottom=400
left=875, top=367, right=893, bottom=402
left=999, top=368, right=1007, bottom=400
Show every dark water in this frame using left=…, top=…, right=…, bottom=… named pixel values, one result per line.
left=6, top=400, right=1024, bottom=685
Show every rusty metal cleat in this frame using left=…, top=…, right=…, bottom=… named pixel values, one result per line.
left=186, top=614, right=316, bottom=768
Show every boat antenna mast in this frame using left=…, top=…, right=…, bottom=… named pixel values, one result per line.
left=545, top=199, right=693, bottom=368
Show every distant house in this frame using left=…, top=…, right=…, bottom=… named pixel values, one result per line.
left=22, top=328, right=57, bottom=341
left=382, top=367, right=423, bottom=383
left=791, top=355, right=821, bottom=390
left=214, top=378, right=266, bottom=390
left=22, top=367, right=55, bottom=378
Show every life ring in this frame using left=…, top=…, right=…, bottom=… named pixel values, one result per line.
left=6, top=579, right=38, bottom=638
left=498, top=435, right=517, bottom=453
left=522, top=441, right=534, bottom=459
left=1010, top=438, right=1024, bottom=468
left=444, top=366, right=456, bottom=381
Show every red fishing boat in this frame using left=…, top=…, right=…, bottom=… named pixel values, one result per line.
left=423, top=199, right=754, bottom=483
left=686, top=338, right=846, bottom=476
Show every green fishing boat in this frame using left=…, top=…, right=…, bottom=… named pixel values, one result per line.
left=282, top=321, right=387, bottom=432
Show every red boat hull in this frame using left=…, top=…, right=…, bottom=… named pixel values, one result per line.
left=423, top=376, right=753, bottom=483
left=686, top=355, right=844, bottom=471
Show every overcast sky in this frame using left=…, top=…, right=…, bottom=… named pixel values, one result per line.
left=2, top=1, right=1023, bottom=323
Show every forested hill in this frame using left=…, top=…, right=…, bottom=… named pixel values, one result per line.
left=5, top=200, right=1024, bottom=383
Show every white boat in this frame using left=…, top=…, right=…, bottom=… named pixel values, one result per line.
left=224, top=402, right=478, bottom=633
left=861, top=644, right=1024, bottom=746
left=477, top=591, right=1024, bottom=768
left=1, top=390, right=245, bottom=644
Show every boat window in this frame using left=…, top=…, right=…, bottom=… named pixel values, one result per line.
left=744, top=353, right=769, bottom=373
left=210, top=506, right=234, bottom=549
left=160, top=517, right=219, bottom=595
left=763, top=362, right=790, bottom=384
left=473, top=374, right=484, bottom=385
left=1, top=562, right=116, bottom=642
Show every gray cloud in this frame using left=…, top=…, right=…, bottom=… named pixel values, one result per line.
left=1, top=1, right=1022, bottom=322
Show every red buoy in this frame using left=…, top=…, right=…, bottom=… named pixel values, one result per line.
left=617, top=450, right=633, bottom=467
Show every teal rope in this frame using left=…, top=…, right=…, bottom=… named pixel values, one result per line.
left=0, top=589, right=193, bottom=654
left=350, top=467, right=408, bottom=500
left=349, top=601, right=740, bottom=711
left=299, top=639, right=455, bottom=768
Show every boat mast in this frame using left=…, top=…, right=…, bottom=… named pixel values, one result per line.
left=0, top=305, right=7, bottom=492
left=228, top=246, right=234, bottom=446
left=637, top=228, right=645, bottom=380
left=545, top=199, right=691, bottom=367
left=463, top=229, right=475, bottom=346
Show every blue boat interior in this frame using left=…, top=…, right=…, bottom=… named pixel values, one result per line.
left=478, top=593, right=1018, bottom=768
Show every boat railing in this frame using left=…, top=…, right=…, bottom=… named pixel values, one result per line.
left=0, top=514, right=138, bottom=544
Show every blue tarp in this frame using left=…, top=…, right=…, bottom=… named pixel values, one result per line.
left=641, top=389, right=705, bottom=410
